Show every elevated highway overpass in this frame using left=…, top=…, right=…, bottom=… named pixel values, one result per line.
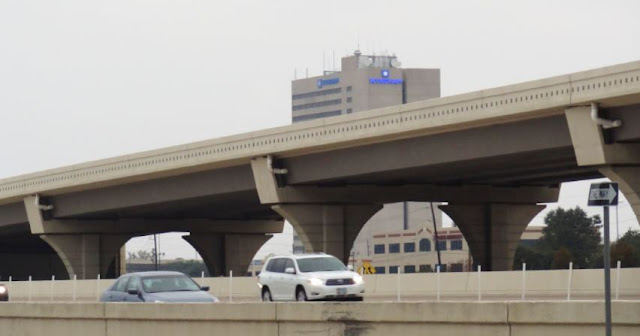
left=1, top=60, right=639, bottom=279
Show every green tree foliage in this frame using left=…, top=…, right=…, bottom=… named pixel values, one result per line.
left=513, top=244, right=551, bottom=270
left=617, top=229, right=640, bottom=266
left=551, top=247, right=572, bottom=269
left=610, top=241, right=637, bottom=267
left=538, top=207, right=601, bottom=268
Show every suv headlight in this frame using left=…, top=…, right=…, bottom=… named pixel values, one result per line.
left=307, top=278, right=324, bottom=286
left=0, top=287, right=6, bottom=294
left=353, top=275, right=363, bottom=284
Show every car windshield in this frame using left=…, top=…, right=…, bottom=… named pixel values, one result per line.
left=297, top=257, right=347, bottom=272
left=141, top=275, right=201, bottom=293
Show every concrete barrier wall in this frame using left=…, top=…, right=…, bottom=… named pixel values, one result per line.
left=0, top=301, right=638, bottom=336
left=4, top=268, right=640, bottom=302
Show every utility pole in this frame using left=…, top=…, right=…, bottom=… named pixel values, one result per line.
left=153, top=234, right=158, bottom=271
left=430, top=203, right=442, bottom=268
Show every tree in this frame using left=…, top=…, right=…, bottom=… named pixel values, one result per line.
left=538, top=207, right=601, bottom=268
left=551, top=247, right=572, bottom=269
left=513, top=244, right=552, bottom=270
left=610, top=241, right=637, bottom=267
left=618, top=229, right=640, bottom=265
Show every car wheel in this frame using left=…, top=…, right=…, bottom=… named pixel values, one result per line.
left=296, top=288, right=307, bottom=302
left=262, top=288, right=273, bottom=302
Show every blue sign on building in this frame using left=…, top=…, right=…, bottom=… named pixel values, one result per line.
left=317, top=78, right=340, bottom=88
left=369, top=78, right=403, bottom=85
left=369, top=69, right=402, bottom=85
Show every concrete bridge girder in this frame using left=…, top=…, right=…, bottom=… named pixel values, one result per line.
left=251, top=156, right=559, bottom=268
left=24, top=194, right=284, bottom=278
left=565, top=105, right=640, bottom=224
left=272, top=204, right=382, bottom=263
left=183, top=233, right=273, bottom=277
left=439, top=203, right=547, bottom=271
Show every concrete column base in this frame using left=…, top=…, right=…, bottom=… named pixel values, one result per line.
left=600, top=166, right=640, bottom=223
left=272, top=204, right=382, bottom=263
left=183, top=233, right=272, bottom=277
left=40, top=234, right=131, bottom=279
left=439, top=203, right=545, bottom=271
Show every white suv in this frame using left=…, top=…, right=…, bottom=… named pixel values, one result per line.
left=258, top=253, right=365, bottom=301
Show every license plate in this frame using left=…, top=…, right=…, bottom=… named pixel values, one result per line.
left=337, top=288, right=347, bottom=295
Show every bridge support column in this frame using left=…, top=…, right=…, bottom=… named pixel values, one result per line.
left=272, top=204, right=382, bottom=263
left=439, top=203, right=545, bottom=271
left=183, top=233, right=273, bottom=277
left=600, top=167, right=640, bottom=222
left=39, top=234, right=131, bottom=279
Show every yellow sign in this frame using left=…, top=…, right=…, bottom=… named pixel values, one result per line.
left=358, top=261, right=376, bottom=275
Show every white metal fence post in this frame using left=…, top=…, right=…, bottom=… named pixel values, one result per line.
left=566, top=262, right=573, bottom=301
left=229, top=270, right=233, bottom=303
left=521, top=263, right=526, bottom=301
left=28, top=276, right=32, bottom=302
left=97, top=274, right=101, bottom=302
left=201, top=271, right=205, bottom=279
left=73, top=274, right=77, bottom=302
left=436, top=265, right=441, bottom=301
left=477, top=265, right=482, bottom=301
left=615, top=260, right=621, bottom=300
left=50, top=275, right=55, bottom=302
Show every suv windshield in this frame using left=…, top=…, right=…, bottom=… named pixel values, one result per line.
left=297, top=257, right=347, bottom=272
left=141, top=275, right=201, bottom=293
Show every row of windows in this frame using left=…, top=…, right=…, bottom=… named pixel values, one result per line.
left=292, top=99, right=342, bottom=111
left=291, top=85, right=352, bottom=100
left=374, top=239, right=463, bottom=254
left=374, top=263, right=464, bottom=274
left=292, top=110, right=342, bottom=122
left=292, top=87, right=341, bottom=100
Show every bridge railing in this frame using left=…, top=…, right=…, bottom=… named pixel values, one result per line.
left=3, top=267, right=639, bottom=302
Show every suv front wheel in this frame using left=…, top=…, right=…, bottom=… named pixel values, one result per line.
left=262, top=288, right=273, bottom=302
left=296, top=287, right=307, bottom=302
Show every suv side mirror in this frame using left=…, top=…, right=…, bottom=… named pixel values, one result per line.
left=201, top=286, right=210, bottom=291
left=347, top=265, right=354, bottom=271
left=285, top=267, right=296, bottom=274
left=127, top=289, right=140, bottom=295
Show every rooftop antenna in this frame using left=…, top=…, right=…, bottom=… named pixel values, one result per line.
left=333, top=50, right=335, bottom=71
left=322, top=51, right=325, bottom=73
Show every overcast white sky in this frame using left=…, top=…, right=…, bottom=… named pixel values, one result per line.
left=1, top=1, right=639, bottom=260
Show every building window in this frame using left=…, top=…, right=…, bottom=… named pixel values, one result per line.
left=437, top=264, right=447, bottom=272
left=292, top=87, right=342, bottom=100
left=404, top=265, right=416, bottom=274
left=374, top=266, right=385, bottom=274
left=346, top=86, right=352, bottom=92
left=346, top=108, right=352, bottom=114
left=450, top=263, right=464, bottom=272
left=292, top=110, right=342, bottom=122
left=451, top=240, right=463, bottom=250
left=389, top=243, right=400, bottom=253
left=404, top=242, right=415, bottom=253
left=374, top=244, right=385, bottom=254
left=346, top=97, right=352, bottom=103
left=419, top=264, right=433, bottom=273
left=292, top=98, right=342, bottom=111
left=437, top=240, right=447, bottom=251
left=419, top=239, right=431, bottom=252
left=389, top=266, right=399, bottom=274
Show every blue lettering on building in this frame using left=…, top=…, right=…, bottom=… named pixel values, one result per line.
left=317, top=78, right=340, bottom=88
left=369, top=78, right=403, bottom=85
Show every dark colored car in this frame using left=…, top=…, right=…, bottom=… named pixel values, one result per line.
left=0, top=284, right=7, bottom=301
left=99, top=271, right=218, bottom=303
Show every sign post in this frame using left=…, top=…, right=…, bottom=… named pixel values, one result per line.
left=588, top=182, right=618, bottom=336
